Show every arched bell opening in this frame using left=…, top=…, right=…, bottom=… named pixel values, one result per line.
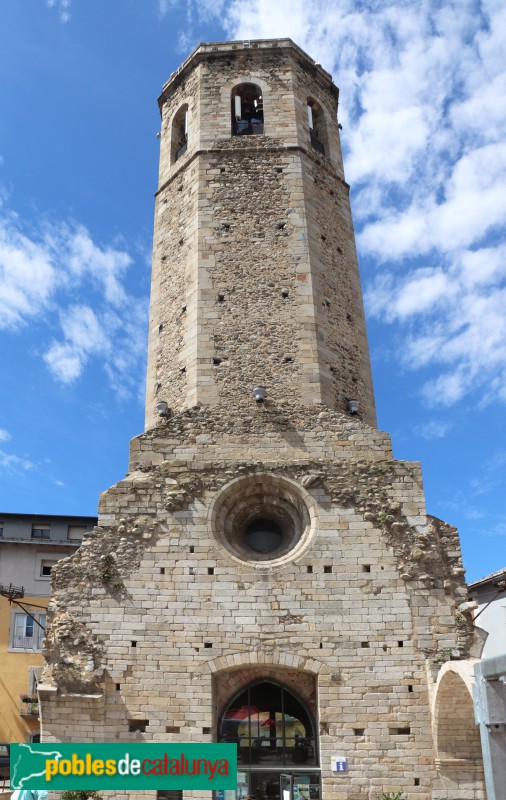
left=171, top=104, right=188, bottom=163
left=231, top=84, right=264, bottom=136
left=306, top=98, right=327, bottom=156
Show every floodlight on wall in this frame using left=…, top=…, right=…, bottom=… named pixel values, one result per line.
left=156, top=132, right=161, bottom=139
left=252, top=386, right=267, bottom=403
left=156, top=401, right=170, bottom=417
left=347, top=399, right=359, bottom=415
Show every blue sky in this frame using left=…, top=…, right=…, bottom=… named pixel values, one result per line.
left=0, top=0, right=505, bottom=582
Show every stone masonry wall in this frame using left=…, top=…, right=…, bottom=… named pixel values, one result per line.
left=145, top=65, right=200, bottom=420
left=40, top=409, right=475, bottom=799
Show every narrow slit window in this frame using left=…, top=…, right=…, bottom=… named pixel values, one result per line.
left=172, top=104, right=188, bottom=163
left=231, top=84, right=264, bottom=136
left=307, top=98, right=327, bottom=156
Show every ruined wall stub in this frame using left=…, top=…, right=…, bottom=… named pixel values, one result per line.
left=40, top=39, right=485, bottom=800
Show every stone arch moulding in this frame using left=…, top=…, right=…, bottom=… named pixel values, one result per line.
left=206, top=651, right=323, bottom=676
left=211, top=657, right=322, bottom=738
left=208, top=473, right=319, bottom=566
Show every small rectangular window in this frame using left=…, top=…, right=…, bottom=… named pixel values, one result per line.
left=40, top=560, right=57, bottom=577
left=0, top=522, right=3, bottom=537
left=12, top=613, right=46, bottom=650
left=32, top=524, right=50, bottom=539
left=158, top=792, right=183, bottom=800
left=68, top=525, right=86, bottom=541
left=129, top=720, right=148, bottom=733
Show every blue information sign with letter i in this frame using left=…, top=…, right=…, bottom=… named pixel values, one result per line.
left=331, top=755, right=347, bottom=773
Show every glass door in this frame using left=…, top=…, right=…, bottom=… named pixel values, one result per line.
left=280, top=773, right=293, bottom=800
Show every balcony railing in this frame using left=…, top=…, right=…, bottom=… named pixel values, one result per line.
left=20, top=700, right=39, bottom=718
left=234, top=120, right=264, bottom=136
left=175, top=141, right=187, bottom=161
left=13, top=635, right=43, bottom=650
left=310, top=134, right=325, bottom=155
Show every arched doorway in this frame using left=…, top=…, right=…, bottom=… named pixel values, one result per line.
left=433, top=665, right=484, bottom=791
left=218, top=680, right=320, bottom=800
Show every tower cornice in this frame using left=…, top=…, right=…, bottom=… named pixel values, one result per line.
left=159, top=38, right=339, bottom=111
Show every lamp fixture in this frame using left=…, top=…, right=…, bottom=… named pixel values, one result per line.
left=156, top=401, right=170, bottom=417
left=347, top=399, right=359, bottom=415
left=252, top=386, right=267, bottom=403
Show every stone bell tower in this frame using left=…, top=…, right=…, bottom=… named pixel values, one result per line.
left=145, top=38, right=376, bottom=428
left=40, top=39, right=485, bottom=800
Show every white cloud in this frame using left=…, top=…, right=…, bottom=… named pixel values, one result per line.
left=158, top=0, right=173, bottom=17
left=46, top=0, right=71, bottom=23
left=37, top=0, right=506, bottom=410
left=0, top=449, right=34, bottom=472
left=0, top=429, right=11, bottom=442
left=44, top=300, right=148, bottom=392
left=0, top=216, right=57, bottom=329
left=416, top=421, right=452, bottom=440
left=0, top=200, right=148, bottom=396
left=44, top=341, right=87, bottom=383
left=60, top=305, right=109, bottom=355
left=66, top=228, right=131, bottom=307
left=203, top=0, right=506, bottom=409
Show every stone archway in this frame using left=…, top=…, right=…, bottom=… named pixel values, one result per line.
left=433, top=663, right=485, bottom=794
left=214, top=668, right=320, bottom=800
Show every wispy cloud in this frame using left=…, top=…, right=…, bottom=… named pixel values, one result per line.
left=158, top=0, right=180, bottom=19
left=194, top=0, right=506, bottom=409
left=0, top=449, right=34, bottom=473
left=0, top=429, right=11, bottom=442
left=0, top=201, right=148, bottom=398
left=46, top=0, right=71, bottom=24
left=416, top=421, right=452, bottom=440
left=173, top=0, right=506, bottom=409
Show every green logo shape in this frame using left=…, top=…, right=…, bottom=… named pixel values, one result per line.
left=11, top=743, right=237, bottom=790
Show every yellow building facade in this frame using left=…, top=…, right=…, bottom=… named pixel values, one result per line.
left=0, top=514, right=96, bottom=745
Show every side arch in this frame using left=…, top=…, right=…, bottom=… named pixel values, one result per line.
left=306, top=97, right=328, bottom=155
left=433, top=662, right=485, bottom=789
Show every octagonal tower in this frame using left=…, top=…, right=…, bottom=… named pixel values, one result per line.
left=145, top=39, right=376, bottom=429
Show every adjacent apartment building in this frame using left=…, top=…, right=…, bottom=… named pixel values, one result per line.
left=0, top=513, right=96, bottom=743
